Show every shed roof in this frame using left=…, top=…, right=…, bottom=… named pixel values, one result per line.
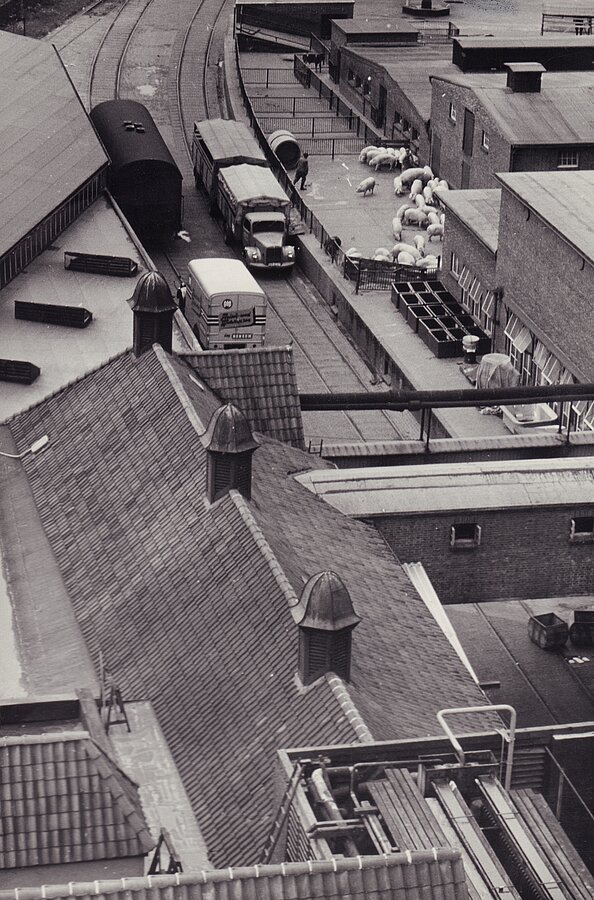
left=438, top=189, right=501, bottom=253
left=0, top=850, right=469, bottom=900
left=0, top=32, right=107, bottom=259
left=9, top=345, right=490, bottom=866
left=0, top=732, right=153, bottom=870
left=432, top=70, right=594, bottom=144
left=495, top=170, right=594, bottom=264
left=296, top=457, right=594, bottom=516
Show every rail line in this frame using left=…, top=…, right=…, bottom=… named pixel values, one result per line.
left=85, top=0, right=414, bottom=443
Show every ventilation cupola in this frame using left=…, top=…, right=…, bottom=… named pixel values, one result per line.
left=295, top=571, right=361, bottom=685
left=131, top=270, right=176, bottom=356
left=203, top=403, right=259, bottom=502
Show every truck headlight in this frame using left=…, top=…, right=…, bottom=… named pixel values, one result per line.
left=284, top=246, right=295, bottom=258
left=247, top=248, right=261, bottom=261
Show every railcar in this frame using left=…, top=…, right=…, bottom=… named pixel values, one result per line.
left=90, top=99, right=183, bottom=245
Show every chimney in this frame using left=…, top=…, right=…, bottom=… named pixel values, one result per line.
left=203, top=403, right=259, bottom=502
left=131, top=270, right=176, bottom=357
left=294, top=571, right=361, bottom=685
left=505, top=62, right=545, bottom=93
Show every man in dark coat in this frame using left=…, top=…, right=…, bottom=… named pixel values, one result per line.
left=293, top=152, right=309, bottom=190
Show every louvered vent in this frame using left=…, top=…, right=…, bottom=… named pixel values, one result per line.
left=213, top=455, right=233, bottom=499
left=295, top=572, right=361, bottom=685
left=330, top=630, right=352, bottom=681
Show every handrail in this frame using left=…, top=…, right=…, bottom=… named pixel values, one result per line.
left=437, top=705, right=517, bottom=791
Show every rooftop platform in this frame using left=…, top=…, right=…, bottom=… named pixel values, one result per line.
left=0, top=196, right=145, bottom=422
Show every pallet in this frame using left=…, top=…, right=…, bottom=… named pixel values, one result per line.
left=64, top=251, right=138, bottom=277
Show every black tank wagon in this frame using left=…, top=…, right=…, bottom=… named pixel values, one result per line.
left=90, top=99, right=183, bottom=245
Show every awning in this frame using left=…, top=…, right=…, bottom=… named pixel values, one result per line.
left=504, top=313, right=532, bottom=353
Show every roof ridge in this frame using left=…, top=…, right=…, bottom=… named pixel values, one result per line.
left=0, top=730, right=89, bottom=747
left=230, top=490, right=300, bottom=612
left=325, top=673, right=375, bottom=743
left=154, top=344, right=209, bottom=437
left=3, top=347, right=131, bottom=425
left=0, top=850, right=464, bottom=898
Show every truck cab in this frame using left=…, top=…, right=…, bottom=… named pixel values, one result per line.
left=242, top=212, right=295, bottom=270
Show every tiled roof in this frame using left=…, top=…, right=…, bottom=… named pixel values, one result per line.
left=0, top=850, right=470, bottom=900
left=180, top=346, right=305, bottom=448
left=0, top=732, right=153, bottom=869
left=9, top=346, right=490, bottom=867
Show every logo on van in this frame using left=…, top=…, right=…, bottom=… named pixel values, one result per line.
left=222, top=298, right=233, bottom=309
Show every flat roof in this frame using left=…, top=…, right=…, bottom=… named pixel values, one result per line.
left=454, top=34, right=594, bottom=48
left=495, top=170, right=594, bottom=264
left=432, top=70, right=594, bottom=145
left=0, top=32, right=107, bottom=259
left=296, top=457, right=594, bottom=516
left=0, top=196, right=145, bottom=423
left=187, top=257, right=265, bottom=295
left=438, top=189, right=501, bottom=253
left=335, top=19, right=419, bottom=34
left=353, top=44, right=455, bottom=120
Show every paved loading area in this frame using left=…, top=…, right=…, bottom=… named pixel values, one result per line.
left=239, top=52, right=510, bottom=438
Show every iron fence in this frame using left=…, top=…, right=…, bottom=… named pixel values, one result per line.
left=251, top=96, right=329, bottom=114
left=260, top=114, right=355, bottom=136
left=242, top=68, right=302, bottom=85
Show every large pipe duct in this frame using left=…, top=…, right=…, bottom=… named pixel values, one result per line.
left=299, top=382, right=594, bottom=412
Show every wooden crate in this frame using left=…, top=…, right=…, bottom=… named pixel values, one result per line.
left=528, top=613, right=568, bottom=650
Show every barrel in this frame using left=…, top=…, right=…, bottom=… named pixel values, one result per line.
left=269, top=129, right=301, bottom=169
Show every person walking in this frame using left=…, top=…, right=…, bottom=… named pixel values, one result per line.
left=176, top=279, right=187, bottom=313
left=293, top=152, right=309, bottom=190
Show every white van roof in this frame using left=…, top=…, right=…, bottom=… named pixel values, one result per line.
left=187, top=258, right=266, bottom=297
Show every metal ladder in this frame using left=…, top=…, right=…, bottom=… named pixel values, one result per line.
left=259, top=761, right=304, bottom=864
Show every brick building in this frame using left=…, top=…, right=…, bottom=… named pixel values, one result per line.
left=439, top=170, right=594, bottom=430
left=430, top=65, right=594, bottom=188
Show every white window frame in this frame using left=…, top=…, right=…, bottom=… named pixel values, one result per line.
left=448, top=102, right=457, bottom=123
left=451, top=252, right=461, bottom=279
left=481, top=130, right=489, bottom=151
left=558, top=148, right=579, bottom=169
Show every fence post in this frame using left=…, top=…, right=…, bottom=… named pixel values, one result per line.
left=312, top=117, right=315, bottom=138
left=355, top=264, right=362, bottom=295
left=331, top=139, right=335, bottom=161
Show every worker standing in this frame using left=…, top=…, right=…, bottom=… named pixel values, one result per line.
left=293, top=152, right=309, bottom=191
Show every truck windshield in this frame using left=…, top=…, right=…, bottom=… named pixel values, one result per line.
left=252, top=220, right=285, bottom=234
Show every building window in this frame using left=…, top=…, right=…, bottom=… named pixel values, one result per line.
left=570, top=516, right=594, bottom=543
left=394, top=110, right=402, bottom=125
left=411, top=127, right=419, bottom=142
left=450, top=523, right=481, bottom=550
left=402, top=118, right=410, bottom=134
left=347, top=68, right=354, bottom=82
left=448, top=102, right=457, bottom=123
left=481, top=130, right=489, bottom=151
left=558, top=149, right=579, bottom=169
left=355, top=75, right=362, bottom=88
left=451, top=252, right=461, bottom=278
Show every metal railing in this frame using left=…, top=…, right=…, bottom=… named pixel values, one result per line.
left=251, top=96, right=329, bottom=114
left=242, top=67, right=302, bottom=86
left=260, top=114, right=356, bottom=136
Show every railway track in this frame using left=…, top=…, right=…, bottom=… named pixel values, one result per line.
left=82, top=0, right=416, bottom=443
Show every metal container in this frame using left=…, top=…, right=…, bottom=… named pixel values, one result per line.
left=528, top=613, right=568, bottom=650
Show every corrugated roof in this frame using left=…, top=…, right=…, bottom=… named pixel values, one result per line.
left=0, top=32, right=107, bottom=258
left=0, top=850, right=469, bottom=900
left=296, top=457, right=594, bottom=516
left=9, top=346, right=490, bottom=866
left=433, top=70, right=594, bottom=144
left=0, top=732, right=153, bottom=869
left=180, top=346, right=305, bottom=448
left=496, top=170, right=594, bottom=264
left=439, top=189, right=500, bottom=253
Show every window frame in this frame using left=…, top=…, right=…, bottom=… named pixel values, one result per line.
left=570, top=516, right=594, bottom=543
left=557, top=148, right=579, bottom=169
left=450, top=523, right=482, bottom=550
left=448, top=102, right=457, bottom=123
left=481, top=129, right=489, bottom=151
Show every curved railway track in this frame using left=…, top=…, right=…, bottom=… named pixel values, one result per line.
left=85, top=0, right=416, bottom=442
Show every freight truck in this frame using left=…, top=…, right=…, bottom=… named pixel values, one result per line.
left=192, top=119, right=295, bottom=272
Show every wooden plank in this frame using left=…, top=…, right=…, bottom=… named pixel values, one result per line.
left=427, top=797, right=492, bottom=900
left=386, top=768, right=450, bottom=847
left=381, top=771, right=433, bottom=849
left=366, top=781, right=410, bottom=850
left=512, top=789, right=594, bottom=900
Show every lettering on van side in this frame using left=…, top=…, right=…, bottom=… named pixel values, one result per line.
left=220, top=308, right=256, bottom=328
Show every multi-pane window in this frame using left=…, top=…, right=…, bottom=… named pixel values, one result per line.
left=450, top=252, right=461, bottom=278
left=558, top=148, right=579, bottom=169
left=504, top=313, right=533, bottom=383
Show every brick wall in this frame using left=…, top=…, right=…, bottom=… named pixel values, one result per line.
left=495, top=188, right=594, bottom=379
left=367, top=506, right=594, bottom=602
left=513, top=145, right=594, bottom=172
left=441, top=207, right=497, bottom=301
left=430, top=79, right=511, bottom=188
